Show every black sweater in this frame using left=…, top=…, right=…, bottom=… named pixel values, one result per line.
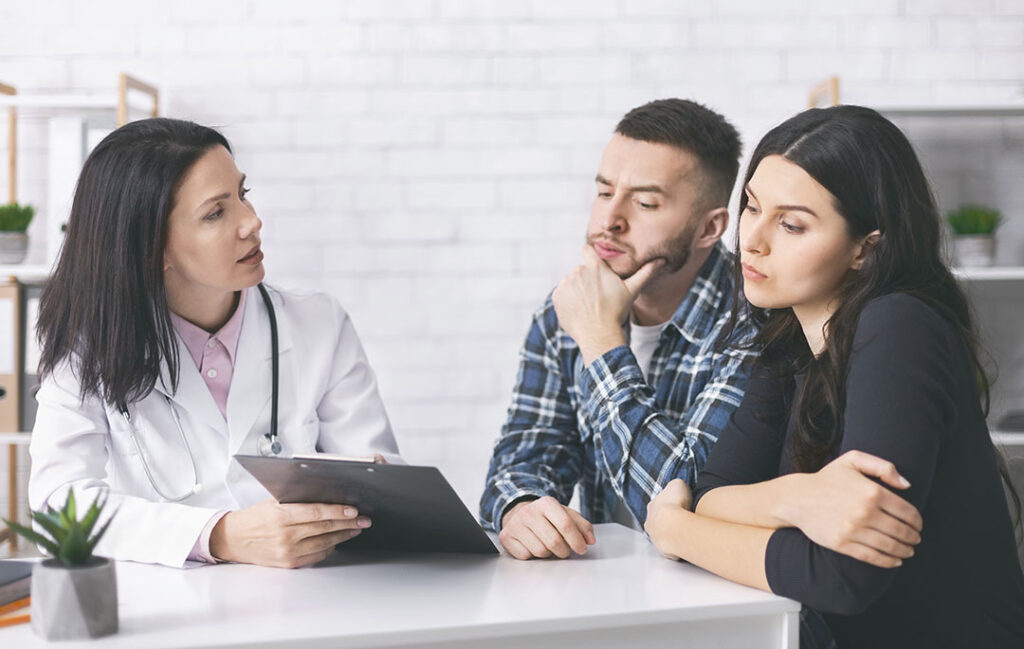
left=695, top=294, right=1024, bottom=648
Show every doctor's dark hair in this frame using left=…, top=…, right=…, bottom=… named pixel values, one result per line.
left=37, top=117, right=231, bottom=408
left=720, top=105, right=1018, bottom=521
left=615, top=98, right=742, bottom=212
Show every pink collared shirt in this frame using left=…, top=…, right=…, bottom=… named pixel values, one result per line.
left=169, top=290, right=248, bottom=564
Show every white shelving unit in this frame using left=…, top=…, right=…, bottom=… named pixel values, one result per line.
left=0, top=74, right=160, bottom=551
left=810, top=77, right=1024, bottom=460
left=1, top=73, right=160, bottom=276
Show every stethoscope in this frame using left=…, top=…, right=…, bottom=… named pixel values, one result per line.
left=116, top=282, right=281, bottom=503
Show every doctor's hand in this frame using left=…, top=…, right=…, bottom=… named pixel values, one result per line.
left=776, top=450, right=923, bottom=569
left=552, top=246, right=663, bottom=366
left=209, top=498, right=370, bottom=568
left=499, top=496, right=596, bottom=560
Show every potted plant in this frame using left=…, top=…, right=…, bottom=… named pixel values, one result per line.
left=0, top=202, right=34, bottom=264
left=2, top=490, right=118, bottom=640
left=946, top=204, right=1002, bottom=267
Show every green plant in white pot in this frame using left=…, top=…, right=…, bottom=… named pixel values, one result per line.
left=3, top=490, right=118, bottom=640
left=946, top=204, right=1002, bottom=267
left=0, top=202, right=34, bottom=264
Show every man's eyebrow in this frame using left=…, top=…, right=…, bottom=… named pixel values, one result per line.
left=744, top=185, right=819, bottom=218
left=595, top=175, right=666, bottom=194
left=627, top=184, right=666, bottom=194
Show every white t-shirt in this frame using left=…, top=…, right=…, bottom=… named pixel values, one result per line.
left=611, top=318, right=669, bottom=530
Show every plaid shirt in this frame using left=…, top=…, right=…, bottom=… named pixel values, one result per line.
left=480, top=241, right=757, bottom=531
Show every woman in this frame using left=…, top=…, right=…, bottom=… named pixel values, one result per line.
left=644, top=106, right=1024, bottom=647
left=29, top=118, right=401, bottom=568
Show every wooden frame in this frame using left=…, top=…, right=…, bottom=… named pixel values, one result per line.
left=808, top=76, right=840, bottom=108
left=0, top=81, right=15, bottom=204
left=117, top=73, right=159, bottom=127
left=0, top=82, right=15, bottom=552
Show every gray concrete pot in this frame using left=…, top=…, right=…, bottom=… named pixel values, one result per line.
left=0, top=231, right=28, bottom=264
left=31, top=557, right=118, bottom=640
left=953, top=234, right=996, bottom=267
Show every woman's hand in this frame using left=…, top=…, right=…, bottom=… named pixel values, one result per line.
left=644, top=479, right=694, bottom=560
left=209, top=498, right=370, bottom=568
left=781, top=450, right=923, bottom=569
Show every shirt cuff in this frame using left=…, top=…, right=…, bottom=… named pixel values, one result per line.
left=187, top=509, right=230, bottom=564
left=577, top=345, right=646, bottom=428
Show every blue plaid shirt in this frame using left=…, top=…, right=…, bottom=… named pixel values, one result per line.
left=480, top=241, right=757, bottom=531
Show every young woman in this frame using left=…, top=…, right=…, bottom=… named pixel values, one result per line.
left=644, top=105, right=1024, bottom=647
left=28, top=118, right=401, bottom=568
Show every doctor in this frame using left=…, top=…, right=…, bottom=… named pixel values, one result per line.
left=28, top=117, right=401, bottom=569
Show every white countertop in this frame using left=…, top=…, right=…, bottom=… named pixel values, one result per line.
left=1, top=524, right=798, bottom=648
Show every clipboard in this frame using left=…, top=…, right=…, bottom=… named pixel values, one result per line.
left=235, top=455, right=498, bottom=555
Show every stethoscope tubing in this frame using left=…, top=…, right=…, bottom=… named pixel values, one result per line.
left=116, top=282, right=281, bottom=502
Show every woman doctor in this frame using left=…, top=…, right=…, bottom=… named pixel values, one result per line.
left=28, top=117, right=401, bottom=569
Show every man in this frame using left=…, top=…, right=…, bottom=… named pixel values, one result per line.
left=480, top=99, right=757, bottom=560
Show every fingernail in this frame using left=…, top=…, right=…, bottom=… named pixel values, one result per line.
left=358, top=517, right=372, bottom=528
left=899, top=477, right=911, bottom=488
left=344, top=508, right=357, bottom=517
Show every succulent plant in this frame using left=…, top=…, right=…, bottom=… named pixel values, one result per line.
left=0, top=202, right=34, bottom=232
left=945, top=204, right=1002, bottom=236
left=3, top=490, right=114, bottom=565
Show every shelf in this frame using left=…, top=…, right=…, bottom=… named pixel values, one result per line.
left=951, top=266, right=1024, bottom=281
left=0, top=264, right=52, bottom=279
left=0, top=94, right=153, bottom=113
left=0, top=433, right=30, bottom=445
left=874, top=104, right=1024, bottom=118
left=992, top=431, right=1024, bottom=446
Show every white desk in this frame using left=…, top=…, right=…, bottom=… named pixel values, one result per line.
left=2, top=524, right=800, bottom=648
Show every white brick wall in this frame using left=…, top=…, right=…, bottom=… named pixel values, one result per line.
left=1, top=0, right=1023, bottom=521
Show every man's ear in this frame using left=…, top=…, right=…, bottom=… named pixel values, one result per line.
left=693, top=207, right=729, bottom=250
left=851, top=229, right=881, bottom=271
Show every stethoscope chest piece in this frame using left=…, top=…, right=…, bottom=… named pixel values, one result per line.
left=258, top=433, right=283, bottom=457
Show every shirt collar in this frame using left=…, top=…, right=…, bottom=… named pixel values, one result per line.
left=170, top=289, right=248, bottom=368
left=665, top=240, right=737, bottom=344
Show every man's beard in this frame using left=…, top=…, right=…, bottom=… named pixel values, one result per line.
left=588, top=220, right=698, bottom=281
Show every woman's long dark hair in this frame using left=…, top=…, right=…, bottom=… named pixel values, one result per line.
left=723, top=105, right=1019, bottom=519
left=37, top=117, right=231, bottom=408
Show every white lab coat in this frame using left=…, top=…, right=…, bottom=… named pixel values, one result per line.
left=28, top=285, right=401, bottom=567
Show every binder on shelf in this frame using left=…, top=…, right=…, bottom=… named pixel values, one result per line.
left=19, top=281, right=44, bottom=432
left=0, top=282, right=21, bottom=432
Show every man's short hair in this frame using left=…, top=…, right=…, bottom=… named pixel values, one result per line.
left=615, top=99, right=742, bottom=212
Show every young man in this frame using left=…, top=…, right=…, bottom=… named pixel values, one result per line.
left=480, top=99, right=756, bottom=560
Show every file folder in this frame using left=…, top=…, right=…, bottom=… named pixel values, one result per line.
left=0, top=282, right=21, bottom=433
left=19, top=281, right=44, bottom=432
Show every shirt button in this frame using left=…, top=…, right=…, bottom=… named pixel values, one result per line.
left=207, top=369, right=218, bottom=379
left=207, top=340, right=216, bottom=349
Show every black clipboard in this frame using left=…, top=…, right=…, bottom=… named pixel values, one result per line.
left=235, top=455, right=498, bottom=555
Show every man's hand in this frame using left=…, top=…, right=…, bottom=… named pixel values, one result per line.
left=644, top=479, right=693, bottom=560
left=780, top=450, right=923, bottom=569
left=210, top=499, right=370, bottom=568
left=498, top=496, right=596, bottom=560
left=552, top=246, right=663, bottom=365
